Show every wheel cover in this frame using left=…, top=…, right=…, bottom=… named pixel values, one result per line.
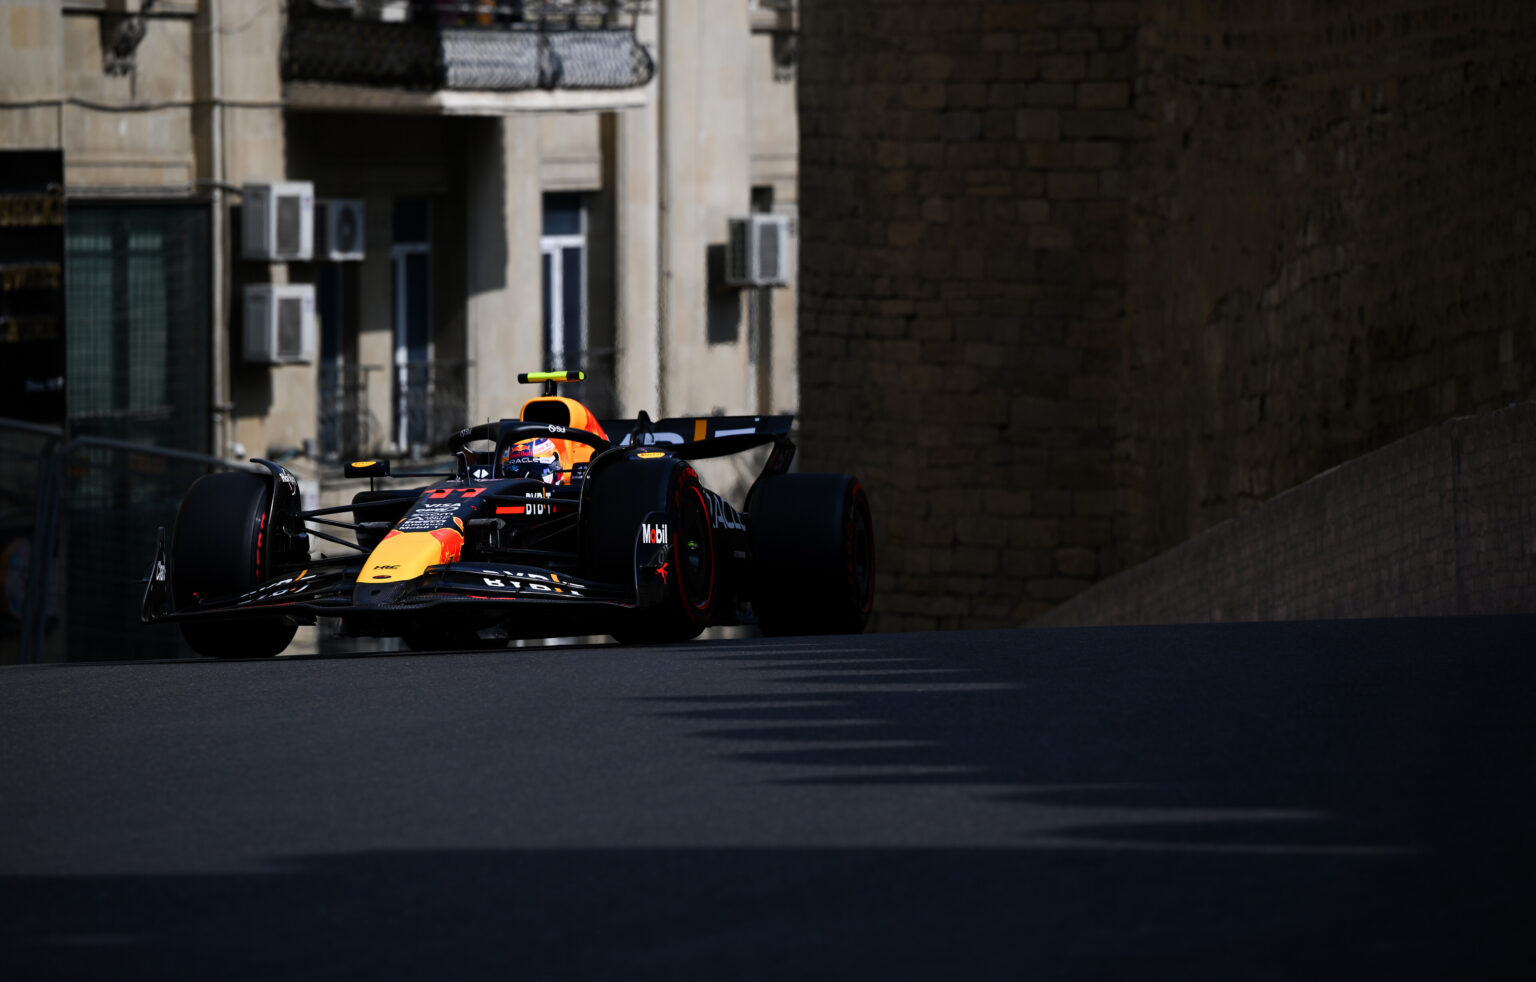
left=677, top=485, right=714, bottom=614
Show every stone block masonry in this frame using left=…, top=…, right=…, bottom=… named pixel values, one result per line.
left=1034, top=403, right=1536, bottom=626
left=797, top=1, right=1536, bottom=631
left=1120, top=0, right=1536, bottom=570
left=799, top=1, right=1134, bottom=631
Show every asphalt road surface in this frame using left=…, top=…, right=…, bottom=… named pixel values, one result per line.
left=2, top=616, right=1531, bottom=979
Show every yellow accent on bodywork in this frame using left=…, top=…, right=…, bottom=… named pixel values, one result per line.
left=357, top=529, right=463, bottom=583
left=693, top=419, right=707, bottom=441
left=345, top=459, right=390, bottom=477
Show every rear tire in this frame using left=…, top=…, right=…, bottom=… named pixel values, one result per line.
left=750, top=474, right=874, bottom=636
left=170, top=471, right=297, bottom=658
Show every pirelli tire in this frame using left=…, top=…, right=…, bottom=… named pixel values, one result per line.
left=749, top=474, right=874, bottom=636
left=583, top=453, right=717, bottom=644
left=169, top=470, right=297, bottom=659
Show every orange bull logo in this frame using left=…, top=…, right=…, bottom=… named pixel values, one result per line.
left=359, top=528, right=464, bottom=583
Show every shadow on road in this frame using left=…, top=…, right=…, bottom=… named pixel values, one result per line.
left=0, top=840, right=1511, bottom=980
left=3, top=617, right=1529, bottom=978
left=630, top=616, right=1533, bottom=971
left=656, top=618, right=1529, bottom=838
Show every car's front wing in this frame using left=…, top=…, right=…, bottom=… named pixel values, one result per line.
left=142, top=529, right=640, bottom=628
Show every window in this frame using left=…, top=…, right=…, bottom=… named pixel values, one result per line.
left=65, top=204, right=209, bottom=450
left=541, top=193, right=586, bottom=373
left=316, top=262, right=374, bottom=459
left=391, top=198, right=433, bottom=454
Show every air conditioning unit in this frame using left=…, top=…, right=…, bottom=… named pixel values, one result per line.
left=355, top=0, right=410, bottom=22
left=726, top=214, right=792, bottom=287
left=242, top=181, right=314, bottom=262
left=243, top=284, right=316, bottom=364
left=317, top=198, right=366, bottom=261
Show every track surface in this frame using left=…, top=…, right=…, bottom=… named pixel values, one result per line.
left=2, top=617, right=1531, bottom=979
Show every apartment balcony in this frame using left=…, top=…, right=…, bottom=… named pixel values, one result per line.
left=394, top=359, right=471, bottom=459
left=317, top=361, right=470, bottom=461
left=317, top=364, right=381, bottom=461
left=283, top=1, right=655, bottom=116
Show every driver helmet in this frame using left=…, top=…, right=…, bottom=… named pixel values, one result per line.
left=500, top=437, right=562, bottom=483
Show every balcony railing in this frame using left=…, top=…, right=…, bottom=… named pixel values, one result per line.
left=318, top=360, right=471, bottom=461
left=283, top=1, right=655, bottom=93
left=318, top=364, right=382, bottom=461
left=396, top=359, right=470, bottom=460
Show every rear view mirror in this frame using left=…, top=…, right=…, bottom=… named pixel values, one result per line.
left=345, top=459, right=390, bottom=478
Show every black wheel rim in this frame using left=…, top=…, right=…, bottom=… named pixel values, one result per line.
left=677, top=487, right=713, bottom=612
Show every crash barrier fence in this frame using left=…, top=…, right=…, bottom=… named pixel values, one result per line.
left=0, top=418, right=255, bottom=665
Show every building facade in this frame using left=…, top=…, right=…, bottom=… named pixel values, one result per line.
left=1, top=0, right=799, bottom=495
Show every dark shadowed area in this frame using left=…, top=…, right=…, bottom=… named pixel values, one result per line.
left=796, top=0, right=1536, bottom=629
left=2, top=617, right=1530, bottom=978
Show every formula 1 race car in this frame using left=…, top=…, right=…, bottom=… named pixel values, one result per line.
left=143, top=371, right=874, bottom=657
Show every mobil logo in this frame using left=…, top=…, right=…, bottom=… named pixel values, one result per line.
left=641, top=523, right=669, bottom=545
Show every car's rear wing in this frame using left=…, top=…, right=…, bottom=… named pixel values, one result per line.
left=601, top=412, right=795, bottom=464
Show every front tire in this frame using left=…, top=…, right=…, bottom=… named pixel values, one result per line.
left=584, top=455, right=717, bottom=644
left=170, top=471, right=297, bottom=658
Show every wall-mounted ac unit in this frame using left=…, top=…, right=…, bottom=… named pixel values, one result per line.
left=243, top=284, right=317, bottom=364
left=355, top=0, right=410, bottom=22
left=317, top=198, right=366, bottom=261
left=243, top=181, right=314, bottom=262
left=726, top=214, right=792, bottom=287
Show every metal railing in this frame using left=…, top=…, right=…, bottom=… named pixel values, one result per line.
left=318, top=364, right=383, bottom=461
left=317, top=360, right=474, bottom=462
left=396, top=360, right=470, bottom=459
left=284, top=0, right=656, bottom=91
left=409, top=2, right=647, bottom=29
left=0, top=418, right=254, bottom=664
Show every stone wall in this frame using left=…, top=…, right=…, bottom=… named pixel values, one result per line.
left=1121, top=0, right=1536, bottom=567
left=1034, top=403, right=1536, bottom=626
left=796, top=0, right=1536, bottom=630
left=798, top=1, right=1140, bottom=630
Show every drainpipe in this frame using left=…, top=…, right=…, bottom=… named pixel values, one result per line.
left=206, top=0, right=229, bottom=459
left=655, top=0, right=671, bottom=417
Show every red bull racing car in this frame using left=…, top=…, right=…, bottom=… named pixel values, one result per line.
left=142, top=371, right=874, bottom=657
